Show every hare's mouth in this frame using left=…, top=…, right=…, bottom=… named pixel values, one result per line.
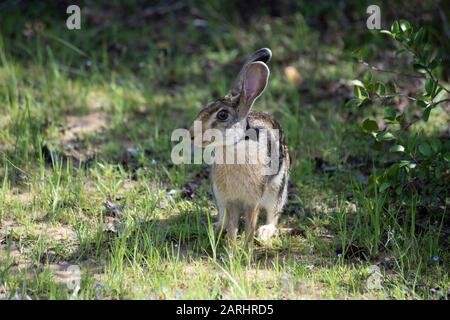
left=190, top=127, right=245, bottom=148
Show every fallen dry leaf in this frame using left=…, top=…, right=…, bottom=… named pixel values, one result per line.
left=284, top=66, right=303, bottom=86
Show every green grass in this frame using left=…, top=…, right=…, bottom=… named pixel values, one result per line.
left=0, top=2, right=449, bottom=300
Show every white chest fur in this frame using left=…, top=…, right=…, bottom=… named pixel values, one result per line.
left=212, top=139, right=268, bottom=204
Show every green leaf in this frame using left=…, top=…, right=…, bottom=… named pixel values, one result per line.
left=434, top=86, right=443, bottom=97
left=407, top=132, right=418, bottom=152
left=413, top=28, right=426, bottom=45
left=379, top=181, right=391, bottom=193
left=395, top=33, right=407, bottom=43
left=354, top=85, right=369, bottom=100
left=430, top=138, right=441, bottom=153
left=408, top=163, right=417, bottom=169
left=413, top=63, right=427, bottom=74
left=384, top=107, right=396, bottom=120
left=351, top=80, right=365, bottom=88
left=416, top=100, right=428, bottom=108
left=389, top=145, right=405, bottom=153
left=425, top=78, right=435, bottom=95
left=362, top=119, right=379, bottom=132
left=345, top=98, right=361, bottom=109
left=353, top=86, right=361, bottom=99
left=375, top=82, right=386, bottom=96
left=377, top=131, right=396, bottom=141
left=421, top=45, right=433, bottom=64
left=363, top=71, right=372, bottom=84
left=399, top=19, right=411, bottom=33
left=422, top=106, right=432, bottom=121
left=359, top=98, right=371, bottom=107
left=391, top=21, right=400, bottom=34
left=399, top=160, right=417, bottom=170
left=387, top=164, right=400, bottom=180
left=428, top=58, right=439, bottom=70
left=418, top=142, right=432, bottom=157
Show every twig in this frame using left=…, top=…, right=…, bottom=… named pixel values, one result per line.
left=403, top=98, right=450, bottom=129
left=403, top=118, right=421, bottom=130
left=376, top=93, right=417, bottom=102
left=431, top=98, right=450, bottom=108
left=360, top=60, right=424, bottom=79
left=422, top=64, right=450, bottom=95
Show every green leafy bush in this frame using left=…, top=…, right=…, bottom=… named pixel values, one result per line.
left=347, top=20, right=450, bottom=205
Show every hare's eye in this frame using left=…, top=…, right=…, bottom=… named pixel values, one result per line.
left=217, top=110, right=229, bottom=121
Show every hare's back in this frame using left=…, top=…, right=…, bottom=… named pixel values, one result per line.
left=247, top=111, right=281, bottom=130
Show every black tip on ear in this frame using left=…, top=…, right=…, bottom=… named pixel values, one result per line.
left=253, top=48, right=272, bottom=64
left=229, top=48, right=272, bottom=97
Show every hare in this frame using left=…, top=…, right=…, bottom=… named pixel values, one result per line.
left=189, top=48, right=289, bottom=243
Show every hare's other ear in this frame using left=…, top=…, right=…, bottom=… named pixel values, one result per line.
left=237, top=61, right=269, bottom=119
left=229, top=48, right=272, bottom=97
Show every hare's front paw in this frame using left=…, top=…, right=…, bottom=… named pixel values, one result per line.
left=257, top=224, right=278, bottom=241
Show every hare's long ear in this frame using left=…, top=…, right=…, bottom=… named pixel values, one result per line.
left=229, top=48, right=272, bottom=97
left=237, top=61, right=270, bottom=119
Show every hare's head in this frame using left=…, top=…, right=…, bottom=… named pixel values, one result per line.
left=190, top=48, right=271, bottom=147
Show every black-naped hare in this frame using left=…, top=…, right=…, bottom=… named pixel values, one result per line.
left=189, top=48, right=289, bottom=243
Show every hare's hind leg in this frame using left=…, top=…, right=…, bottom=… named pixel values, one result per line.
left=214, top=200, right=227, bottom=235
left=226, top=203, right=239, bottom=242
left=257, top=172, right=288, bottom=241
